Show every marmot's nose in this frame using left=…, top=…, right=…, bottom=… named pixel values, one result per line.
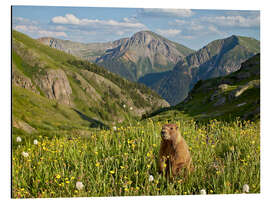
left=161, top=130, right=166, bottom=136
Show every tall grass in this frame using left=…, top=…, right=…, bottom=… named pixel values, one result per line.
left=12, top=118, right=260, bottom=198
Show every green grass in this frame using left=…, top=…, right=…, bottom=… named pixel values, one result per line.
left=12, top=117, right=260, bottom=198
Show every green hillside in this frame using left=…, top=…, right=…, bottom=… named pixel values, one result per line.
left=12, top=30, right=169, bottom=136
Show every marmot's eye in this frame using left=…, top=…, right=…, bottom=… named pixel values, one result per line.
left=170, top=127, right=173, bottom=130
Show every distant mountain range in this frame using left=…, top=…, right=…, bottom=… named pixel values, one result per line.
left=12, top=30, right=169, bottom=133
left=38, top=30, right=194, bottom=81
left=38, top=31, right=260, bottom=105
left=145, top=53, right=260, bottom=122
left=139, top=35, right=260, bottom=105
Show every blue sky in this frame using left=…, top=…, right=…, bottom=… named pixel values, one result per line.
left=12, top=6, right=260, bottom=50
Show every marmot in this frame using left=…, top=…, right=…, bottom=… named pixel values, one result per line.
left=158, top=123, right=192, bottom=177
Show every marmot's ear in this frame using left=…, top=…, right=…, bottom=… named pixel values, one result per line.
left=176, top=126, right=178, bottom=129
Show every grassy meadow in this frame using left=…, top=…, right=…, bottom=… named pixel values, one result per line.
left=12, top=116, right=260, bottom=198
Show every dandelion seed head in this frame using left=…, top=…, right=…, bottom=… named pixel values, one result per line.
left=149, top=175, right=154, bottom=182
left=16, top=136, right=22, bottom=143
left=200, top=189, right=207, bottom=195
left=76, top=181, right=84, bottom=190
left=22, top=151, right=29, bottom=158
left=243, top=184, right=249, bottom=193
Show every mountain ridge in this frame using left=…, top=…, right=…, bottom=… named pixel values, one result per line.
left=144, top=53, right=260, bottom=122
left=38, top=30, right=195, bottom=81
left=139, top=34, right=260, bottom=105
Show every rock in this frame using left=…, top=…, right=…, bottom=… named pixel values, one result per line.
left=218, top=84, right=229, bottom=91
left=12, top=68, right=40, bottom=94
left=213, top=97, right=226, bottom=106
left=210, top=91, right=220, bottom=101
left=234, top=80, right=260, bottom=98
left=12, top=120, right=36, bottom=134
left=237, top=102, right=247, bottom=107
left=34, top=69, right=73, bottom=105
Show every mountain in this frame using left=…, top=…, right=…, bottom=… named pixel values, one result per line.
left=144, top=53, right=260, bottom=122
left=37, top=37, right=128, bottom=62
left=38, top=31, right=194, bottom=82
left=139, top=35, right=260, bottom=105
left=12, top=30, right=169, bottom=133
left=96, top=31, right=194, bottom=81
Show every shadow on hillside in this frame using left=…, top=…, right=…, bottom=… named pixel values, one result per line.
left=72, top=108, right=109, bottom=129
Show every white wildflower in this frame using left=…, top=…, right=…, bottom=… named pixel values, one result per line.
left=123, top=104, right=126, bottom=108
left=22, top=152, right=29, bottom=158
left=237, top=102, right=247, bottom=107
left=200, top=189, right=207, bottom=195
left=113, top=126, right=117, bottom=131
left=242, top=184, right=249, bottom=193
left=149, top=175, right=154, bottom=182
left=33, top=139, right=38, bottom=145
left=16, top=136, right=22, bottom=143
left=130, top=107, right=133, bottom=110
left=76, top=181, right=84, bottom=190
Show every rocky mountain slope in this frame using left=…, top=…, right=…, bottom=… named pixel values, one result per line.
left=139, top=35, right=260, bottom=105
left=38, top=37, right=128, bottom=62
left=145, top=53, right=260, bottom=122
left=96, top=31, right=194, bottom=81
left=12, top=30, right=169, bottom=133
left=38, top=31, right=194, bottom=81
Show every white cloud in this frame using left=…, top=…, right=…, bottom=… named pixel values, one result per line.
left=13, top=17, right=38, bottom=25
left=174, top=19, right=186, bottom=25
left=51, top=13, right=146, bottom=29
left=140, top=8, right=193, bottom=17
left=207, top=25, right=224, bottom=35
left=52, top=13, right=80, bottom=25
left=13, top=24, right=67, bottom=38
left=156, top=29, right=181, bottom=37
left=37, top=30, right=68, bottom=38
left=202, top=15, right=260, bottom=28
left=116, top=31, right=125, bottom=36
left=14, top=25, right=39, bottom=32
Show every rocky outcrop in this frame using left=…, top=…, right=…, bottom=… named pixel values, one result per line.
left=12, top=119, right=36, bottom=134
left=12, top=66, right=39, bottom=94
left=34, top=69, right=72, bottom=105
left=230, top=80, right=260, bottom=99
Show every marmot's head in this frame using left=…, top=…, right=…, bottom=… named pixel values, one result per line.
left=161, top=124, right=180, bottom=141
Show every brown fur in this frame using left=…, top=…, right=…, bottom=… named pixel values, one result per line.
left=158, top=123, right=192, bottom=177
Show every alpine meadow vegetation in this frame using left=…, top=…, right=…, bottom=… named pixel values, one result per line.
left=12, top=117, right=260, bottom=198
